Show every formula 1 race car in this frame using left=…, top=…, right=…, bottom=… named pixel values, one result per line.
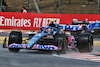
left=88, top=22, right=100, bottom=37
left=69, top=21, right=100, bottom=37
left=3, top=25, right=93, bottom=54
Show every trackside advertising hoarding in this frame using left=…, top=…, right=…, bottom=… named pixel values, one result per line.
left=0, top=12, right=100, bottom=30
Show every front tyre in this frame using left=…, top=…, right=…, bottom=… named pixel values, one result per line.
left=77, top=33, right=93, bottom=53
left=9, top=48, right=20, bottom=52
left=54, top=33, right=67, bottom=54
left=8, top=31, right=22, bottom=52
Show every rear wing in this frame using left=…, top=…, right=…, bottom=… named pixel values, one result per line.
left=72, top=21, right=100, bottom=25
left=72, top=21, right=89, bottom=25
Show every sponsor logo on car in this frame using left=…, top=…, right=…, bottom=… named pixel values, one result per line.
left=11, top=44, right=25, bottom=48
left=66, top=25, right=80, bottom=31
left=37, top=45, right=55, bottom=50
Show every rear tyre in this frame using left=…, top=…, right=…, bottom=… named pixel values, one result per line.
left=77, top=33, right=93, bottom=53
left=54, top=33, right=67, bottom=54
left=8, top=31, right=22, bottom=52
left=70, top=31, right=81, bottom=37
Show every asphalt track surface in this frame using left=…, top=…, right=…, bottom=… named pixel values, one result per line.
left=0, top=33, right=100, bottom=67
left=0, top=44, right=100, bottom=67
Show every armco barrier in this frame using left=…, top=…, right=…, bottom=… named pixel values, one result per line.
left=0, top=12, right=100, bottom=30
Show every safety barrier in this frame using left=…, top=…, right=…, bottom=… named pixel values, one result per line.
left=0, top=12, right=100, bottom=30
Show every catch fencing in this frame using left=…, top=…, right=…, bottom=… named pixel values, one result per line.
left=2, top=0, right=98, bottom=14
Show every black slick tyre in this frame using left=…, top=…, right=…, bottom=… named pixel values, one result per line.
left=54, top=33, right=67, bottom=54
left=77, top=33, right=93, bottom=53
left=70, top=31, right=81, bottom=37
left=8, top=31, right=22, bottom=52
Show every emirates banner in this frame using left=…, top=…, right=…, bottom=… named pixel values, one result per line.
left=0, top=12, right=100, bottom=30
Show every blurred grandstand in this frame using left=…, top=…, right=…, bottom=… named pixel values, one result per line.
left=0, top=0, right=98, bottom=14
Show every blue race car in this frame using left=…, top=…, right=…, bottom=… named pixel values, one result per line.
left=88, top=22, right=100, bottom=37
left=3, top=24, right=93, bottom=54
left=72, top=21, right=100, bottom=37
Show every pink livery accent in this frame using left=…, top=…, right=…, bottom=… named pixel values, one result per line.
left=32, top=44, right=38, bottom=49
left=8, top=43, right=58, bottom=50
left=78, top=25, right=83, bottom=30
left=67, top=36, right=75, bottom=48
left=8, top=43, right=17, bottom=48
left=22, top=44, right=27, bottom=48
left=8, top=43, right=27, bottom=48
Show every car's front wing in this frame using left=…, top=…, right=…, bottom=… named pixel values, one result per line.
left=6, top=43, right=58, bottom=50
